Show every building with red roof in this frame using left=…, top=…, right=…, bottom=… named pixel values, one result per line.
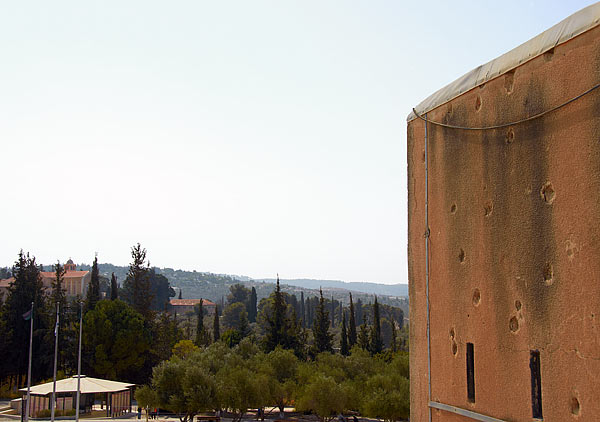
left=168, top=298, right=216, bottom=316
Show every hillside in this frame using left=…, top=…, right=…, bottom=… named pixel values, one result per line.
left=64, top=263, right=409, bottom=317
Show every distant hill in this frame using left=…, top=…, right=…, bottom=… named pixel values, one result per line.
left=49, top=263, right=409, bottom=317
left=254, top=278, right=408, bottom=297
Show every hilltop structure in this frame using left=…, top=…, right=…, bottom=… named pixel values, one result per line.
left=408, top=4, right=600, bottom=421
left=0, top=259, right=90, bottom=301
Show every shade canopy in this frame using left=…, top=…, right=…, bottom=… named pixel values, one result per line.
left=19, top=376, right=134, bottom=396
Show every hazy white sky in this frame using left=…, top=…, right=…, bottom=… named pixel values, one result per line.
left=1, top=1, right=596, bottom=284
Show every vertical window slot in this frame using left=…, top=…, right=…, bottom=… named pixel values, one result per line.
left=530, top=350, right=543, bottom=419
left=466, top=342, right=475, bottom=402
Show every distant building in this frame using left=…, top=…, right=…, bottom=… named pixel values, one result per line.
left=0, top=277, right=11, bottom=302
left=40, top=259, right=90, bottom=297
left=0, top=258, right=90, bottom=302
left=168, top=298, right=216, bottom=316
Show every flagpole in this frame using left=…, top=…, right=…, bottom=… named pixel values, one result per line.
left=50, top=303, right=59, bottom=422
left=24, top=302, right=33, bottom=422
left=75, top=296, right=83, bottom=422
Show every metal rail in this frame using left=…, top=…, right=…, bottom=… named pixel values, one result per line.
left=429, top=402, right=508, bottom=422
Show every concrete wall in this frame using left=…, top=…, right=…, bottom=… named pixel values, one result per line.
left=408, top=25, right=600, bottom=421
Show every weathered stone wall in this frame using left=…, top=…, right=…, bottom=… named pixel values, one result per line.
left=408, top=25, right=600, bottom=422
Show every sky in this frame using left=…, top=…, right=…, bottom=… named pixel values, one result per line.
left=1, top=0, right=596, bottom=284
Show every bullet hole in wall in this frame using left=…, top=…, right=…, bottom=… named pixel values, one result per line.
left=506, top=128, right=514, bottom=144
left=510, top=316, right=520, bottom=333
left=484, top=200, right=493, bottom=217
left=540, top=182, right=556, bottom=204
left=472, top=289, right=481, bottom=306
left=515, top=300, right=522, bottom=311
left=543, top=262, right=554, bottom=285
left=571, top=396, right=580, bottom=416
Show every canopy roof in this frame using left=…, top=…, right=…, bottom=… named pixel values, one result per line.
left=19, top=376, right=134, bottom=396
left=407, top=2, right=600, bottom=121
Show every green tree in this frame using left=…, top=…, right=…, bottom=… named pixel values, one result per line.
left=261, top=277, right=302, bottom=355
left=122, top=243, right=154, bottom=320
left=221, top=329, right=242, bottom=348
left=3, top=251, right=50, bottom=384
left=172, top=339, right=199, bottom=359
left=155, top=310, right=181, bottom=362
left=369, top=297, right=383, bottom=354
left=381, top=318, right=393, bottom=350
left=48, top=261, right=69, bottom=370
left=82, top=300, right=151, bottom=382
left=248, top=287, right=257, bottom=323
left=148, top=268, right=175, bottom=311
left=195, top=299, right=209, bottom=347
left=340, top=312, right=349, bottom=356
left=390, top=320, right=398, bottom=352
left=300, top=291, right=305, bottom=328
left=357, top=316, right=370, bottom=351
left=311, top=289, right=333, bottom=354
left=360, top=356, right=410, bottom=422
left=296, top=373, right=346, bottom=422
left=135, top=385, right=158, bottom=422
left=217, top=365, right=262, bottom=422
left=84, top=255, right=101, bottom=313
left=222, top=302, right=247, bottom=331
left=348, top=293, right=357, bottom=348
left=227, top=284, right=250, bottom=306
left=261, top=347, right=298, bottom=417
left=213, top=305, right=220, bottom=342
left=151, top=358, right=218, bottom=422
left=110, top=273, right=118, bottom=300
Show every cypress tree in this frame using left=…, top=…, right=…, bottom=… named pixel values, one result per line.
left=178, top=289, right=182, bottom=300
left=195, top=299, right=206, bottom=347
left=348, top=293, right=357, bottom=347
left=312, top=288, right=333, bottom=353
left=110, top=273, right=118, bottom=300
left=331, top=295, right=335, bottom=327
left=355, top=298, right=363, bottom=325
left=84, top=255, right=100, bottom=313
left=391, top=320, right=398, bottom=352
left=51, top=261, right=66, bottom=311
left=340, top=311, right=349, bottom=356
left=300, top=291, right=305, bottom=328
left=264, top=275, right=286, bottom=351
left=369, top=297, right=383, bottom=354
left=248, top=287, right=257, bottom=323
left=213, top=305, right=220, bottom=342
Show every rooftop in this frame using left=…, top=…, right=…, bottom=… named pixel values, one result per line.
left=407, top=2, right=600, bottom=121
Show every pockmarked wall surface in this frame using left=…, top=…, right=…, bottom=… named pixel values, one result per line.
left=407, top=22, right=600, bottom=422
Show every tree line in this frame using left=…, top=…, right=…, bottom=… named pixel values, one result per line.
left=0, top=244, right=409, bottom=422
left=136, top=341, right=409, bottom=422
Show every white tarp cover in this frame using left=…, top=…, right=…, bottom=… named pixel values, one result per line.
left=407, top=2, right=600, bottom=121
left=19, top=376, right=134, bottom=396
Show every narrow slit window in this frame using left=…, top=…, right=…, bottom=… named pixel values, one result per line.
left=530, top=350, right=543, bottom=419
left=466, top=342, right=475, bottom=402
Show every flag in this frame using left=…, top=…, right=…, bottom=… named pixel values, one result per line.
left=22, top=309, right=32, bottom=321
